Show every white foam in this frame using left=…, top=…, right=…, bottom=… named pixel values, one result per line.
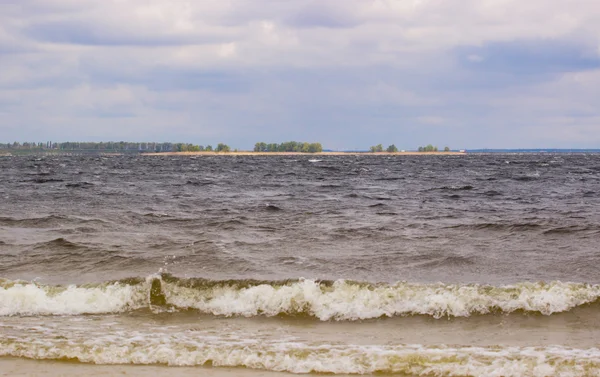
left=2, top=333, right=600, bottom=376
left=0, top=279, right=148, bottom=316
left=1, top=277, right=599, bottom=319
left=163, top=279, right=600, bottom=320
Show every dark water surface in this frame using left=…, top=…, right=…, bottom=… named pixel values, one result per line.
left=1, top=154, right=599, bottom=284
left=1, top=154, right=600, bottom=376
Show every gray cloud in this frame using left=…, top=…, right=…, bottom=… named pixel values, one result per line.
left=1, top=0, right=600, bottom=149
left=24, top=20, right=226, bottom=46
left=284, top=1, right=361, bottom=29
left=457, top=39, right=600, bottom=75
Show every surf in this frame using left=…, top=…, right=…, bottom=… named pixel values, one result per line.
left=2, top=274, right=600, bottom=319
left=2, top=332, right=600, bottom=375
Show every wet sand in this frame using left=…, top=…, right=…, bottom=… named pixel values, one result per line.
left=0, top=358, right=284, bottom=377
left=0, top=358, right=374, bottom=377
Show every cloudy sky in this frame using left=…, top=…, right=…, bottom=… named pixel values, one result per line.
left=1, top=0, right=600, bottom=150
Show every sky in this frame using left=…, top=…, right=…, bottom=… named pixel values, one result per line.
left=1, top=0, right=600, bottom=150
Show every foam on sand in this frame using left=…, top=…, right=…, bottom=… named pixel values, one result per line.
left=2, top=332, right=600, bottom=376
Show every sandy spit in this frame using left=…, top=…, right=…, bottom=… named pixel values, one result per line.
left=142, top=151, right=467, bottom=156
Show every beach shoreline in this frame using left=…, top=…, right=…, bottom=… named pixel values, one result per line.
left=0, top=358, right=363, bottom=377
left=141, top=151, right=467, bottom=156
left=0, top=358, right=280, bottom=377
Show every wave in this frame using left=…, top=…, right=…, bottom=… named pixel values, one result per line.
left=0, top=215, right=107, bottom=228
left=543, top=225, right=600, bottom=235
left=436, top=185, right=474, bottom=191
left=2, top=335, right=599, bottom=375
left=2, top=275, right=600, bottom=319
left=28, top=178, right=64, bottom=183
left=35, top=237, right=81, bottom=249
left=0, top=215, right=69, bottom=227
left=65, top=181, right=94, bottom=188
left=445, top=222, right=600, bottom=235
left=446, top=222, right=543, bottom=232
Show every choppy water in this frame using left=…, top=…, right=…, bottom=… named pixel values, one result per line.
left=1, top=154, right=600, bottom=376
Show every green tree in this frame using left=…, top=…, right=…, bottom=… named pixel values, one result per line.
left=444, top=146, right=450, bottom=152
left=216, top=143, right=230, bottom=152
left=205, top=145, right=213, bottom=151
left=387, top=144, right=398, bottom=152
left=301, top=142, right=310, bottom=153
left=370, top=144, right=383, bottom=152
left=417, top=144, right=439, bottom=152
left=251, top=141, right=322, bottom=153
left=308, top=142, right=322, bottom=153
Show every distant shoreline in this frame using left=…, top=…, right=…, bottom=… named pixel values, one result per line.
left=4, top=150, right=600, bottom=156
left=1, top=151, right=468, bottom=157
left=142, top=151, right=467, bottom=156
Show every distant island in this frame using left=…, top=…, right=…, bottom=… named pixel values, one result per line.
left=0, top=141, right=468, bottom=156
left=0, top=141, right=223, bottom=154
left=5, top=141, right=596, bottom=156
left=368, top=144, right=452, bottom=153
left=253, top=141, right=323, bottom=153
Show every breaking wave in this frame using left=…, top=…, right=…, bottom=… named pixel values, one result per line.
left=2, top=335, right=600, bottom=376
left=1, top=274, right=600, bottom=319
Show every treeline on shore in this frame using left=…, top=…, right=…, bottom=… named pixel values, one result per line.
left=254, top=141, right=323, bottom=153
left=0, top=141, right=233, bottom=153
left=369, top=144, right=450, bottom=152
left=417, top=145, right=450, bottom=152
left=173, top=143, right=232, bottom=152
left=369, top=144, right=400, bottom=152
left=1, top=141, right=455, bottom=154
left=0, top=140, right=321, bottom=154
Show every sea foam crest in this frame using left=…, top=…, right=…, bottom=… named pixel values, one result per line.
left=161, top=279, right=600, bottom=319
left=1, top=276, right=599, bottom=318
left=0, top=278, right=148, bottom=316
left=2, top=335, right=600, bottom=376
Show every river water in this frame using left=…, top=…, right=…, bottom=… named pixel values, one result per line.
left=1, top=154, right=600, bottom=376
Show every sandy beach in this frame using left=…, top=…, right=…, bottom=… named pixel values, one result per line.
left=0, top=358, right=297, bottom=377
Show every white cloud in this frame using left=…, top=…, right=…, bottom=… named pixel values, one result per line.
left=218, top=42, right=237, bottom=58
left=1, top=0, right=600, bottom=148
left=417, top=116, right=446, bottom=125
left=467, top=54, right=485, bottom=62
